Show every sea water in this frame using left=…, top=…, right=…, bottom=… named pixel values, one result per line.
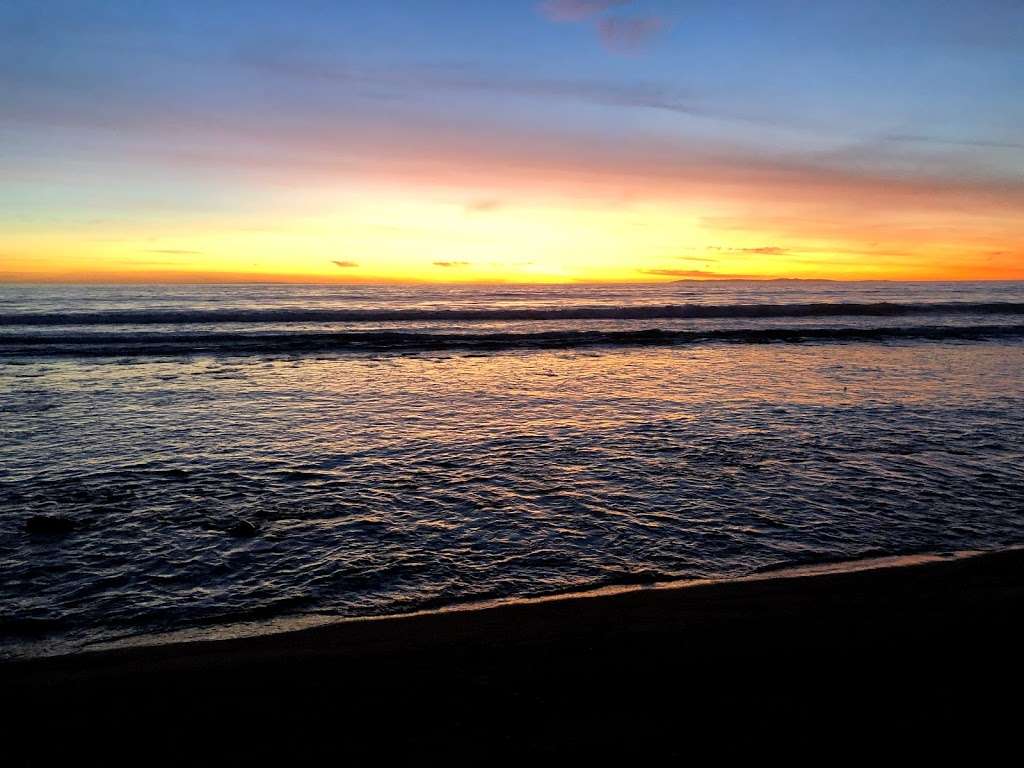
left=2, top=281, right=1023, bottom=657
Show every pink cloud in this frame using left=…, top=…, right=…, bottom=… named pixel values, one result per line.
left=539, top=0, right=632, bottom=22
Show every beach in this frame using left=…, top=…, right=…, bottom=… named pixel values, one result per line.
left=6, top=547, right=1023, bottom=762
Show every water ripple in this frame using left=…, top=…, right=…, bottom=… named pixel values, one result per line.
left=2, top=340, right=1023, bottom=658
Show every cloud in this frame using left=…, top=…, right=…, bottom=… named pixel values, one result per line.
left=433, top=260, right=470, bottom=267
left=640, top=269, right=764, bottom=279
left=465, top=198, right=502, bottom=213
left=708, top=246, right=789, bottom=255
left=597, top=15, right=666, bottom=52
left=539, top=1, right=632, bottom=22
left=538, top=1, right=665, bottom=54
left=883, top=134, right=1024, bottom=151
left=442, top=74, right=698, bottom=116
left=146, top=248, right=203, bottom=255
left=240, top=48, right=707, bottom=119
left=739, top=246, right=787, bottom=255
left=332, top=260, right=359, bottom=268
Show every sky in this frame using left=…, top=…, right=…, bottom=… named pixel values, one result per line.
left=2, top=0, right=1023, bottom=283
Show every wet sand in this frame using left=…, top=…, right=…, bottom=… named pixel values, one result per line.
left=6, top=548, right=1024, bottom=762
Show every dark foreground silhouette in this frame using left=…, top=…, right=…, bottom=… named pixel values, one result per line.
left=5, top=549, right=1023, bottom=764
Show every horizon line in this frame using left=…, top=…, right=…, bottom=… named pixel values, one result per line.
left=4, top=276, right=1024, bottom=287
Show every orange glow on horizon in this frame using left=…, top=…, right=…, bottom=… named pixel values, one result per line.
left=5, top=156, right=1023, bottom=284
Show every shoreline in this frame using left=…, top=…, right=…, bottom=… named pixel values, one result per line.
left=5, top=546, right=1001, bottom=662
left=6, top=545, right=1024, bottom=759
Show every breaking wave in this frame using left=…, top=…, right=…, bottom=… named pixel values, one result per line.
left=3, top=324, right=1023, bottom=357
left=2, top=301, right=1023, bottom=327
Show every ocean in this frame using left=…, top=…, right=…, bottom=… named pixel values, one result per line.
left=2, top=280, right=1023, bottom=658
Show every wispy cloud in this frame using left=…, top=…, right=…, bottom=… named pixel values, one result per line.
left=883, top=133, right=1024, bottom=151
left=597, top=16, right=666, bottom=53
left=438, top=72, right=699, bottom=115
left=332, top=260, right=359, bottom=268
left=709, top=246, right=788, bottom=255
left=433, top=260, right=470, bottom=267
left=539, top=1, right=632, bottom=23
left=239, top=48, right=706, bottom=119
left=465, top=198, right=502, bottom=213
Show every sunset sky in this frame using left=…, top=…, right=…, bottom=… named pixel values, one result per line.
left=2, top=0, right=1023, bottom=283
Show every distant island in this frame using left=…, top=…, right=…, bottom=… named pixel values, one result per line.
left=669, top=277, right=841, bottom=283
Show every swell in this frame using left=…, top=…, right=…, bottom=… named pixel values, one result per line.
left=2, top=301, right=1024, bottom=326
left=3, top=324, right=1023, bottom=357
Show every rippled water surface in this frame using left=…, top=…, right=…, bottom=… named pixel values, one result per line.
left=2, top=281, right=1023, bottom=658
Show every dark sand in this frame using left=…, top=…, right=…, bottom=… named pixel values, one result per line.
left=5, top=548, right=1024, bottom=763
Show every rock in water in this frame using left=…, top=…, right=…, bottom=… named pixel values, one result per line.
left=25, top=515, right=77, bottom=535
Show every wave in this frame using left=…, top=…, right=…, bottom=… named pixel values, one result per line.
left=3, top=324, right=1023, bottom=357
left=2, top=301, right=1024, bottom=327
